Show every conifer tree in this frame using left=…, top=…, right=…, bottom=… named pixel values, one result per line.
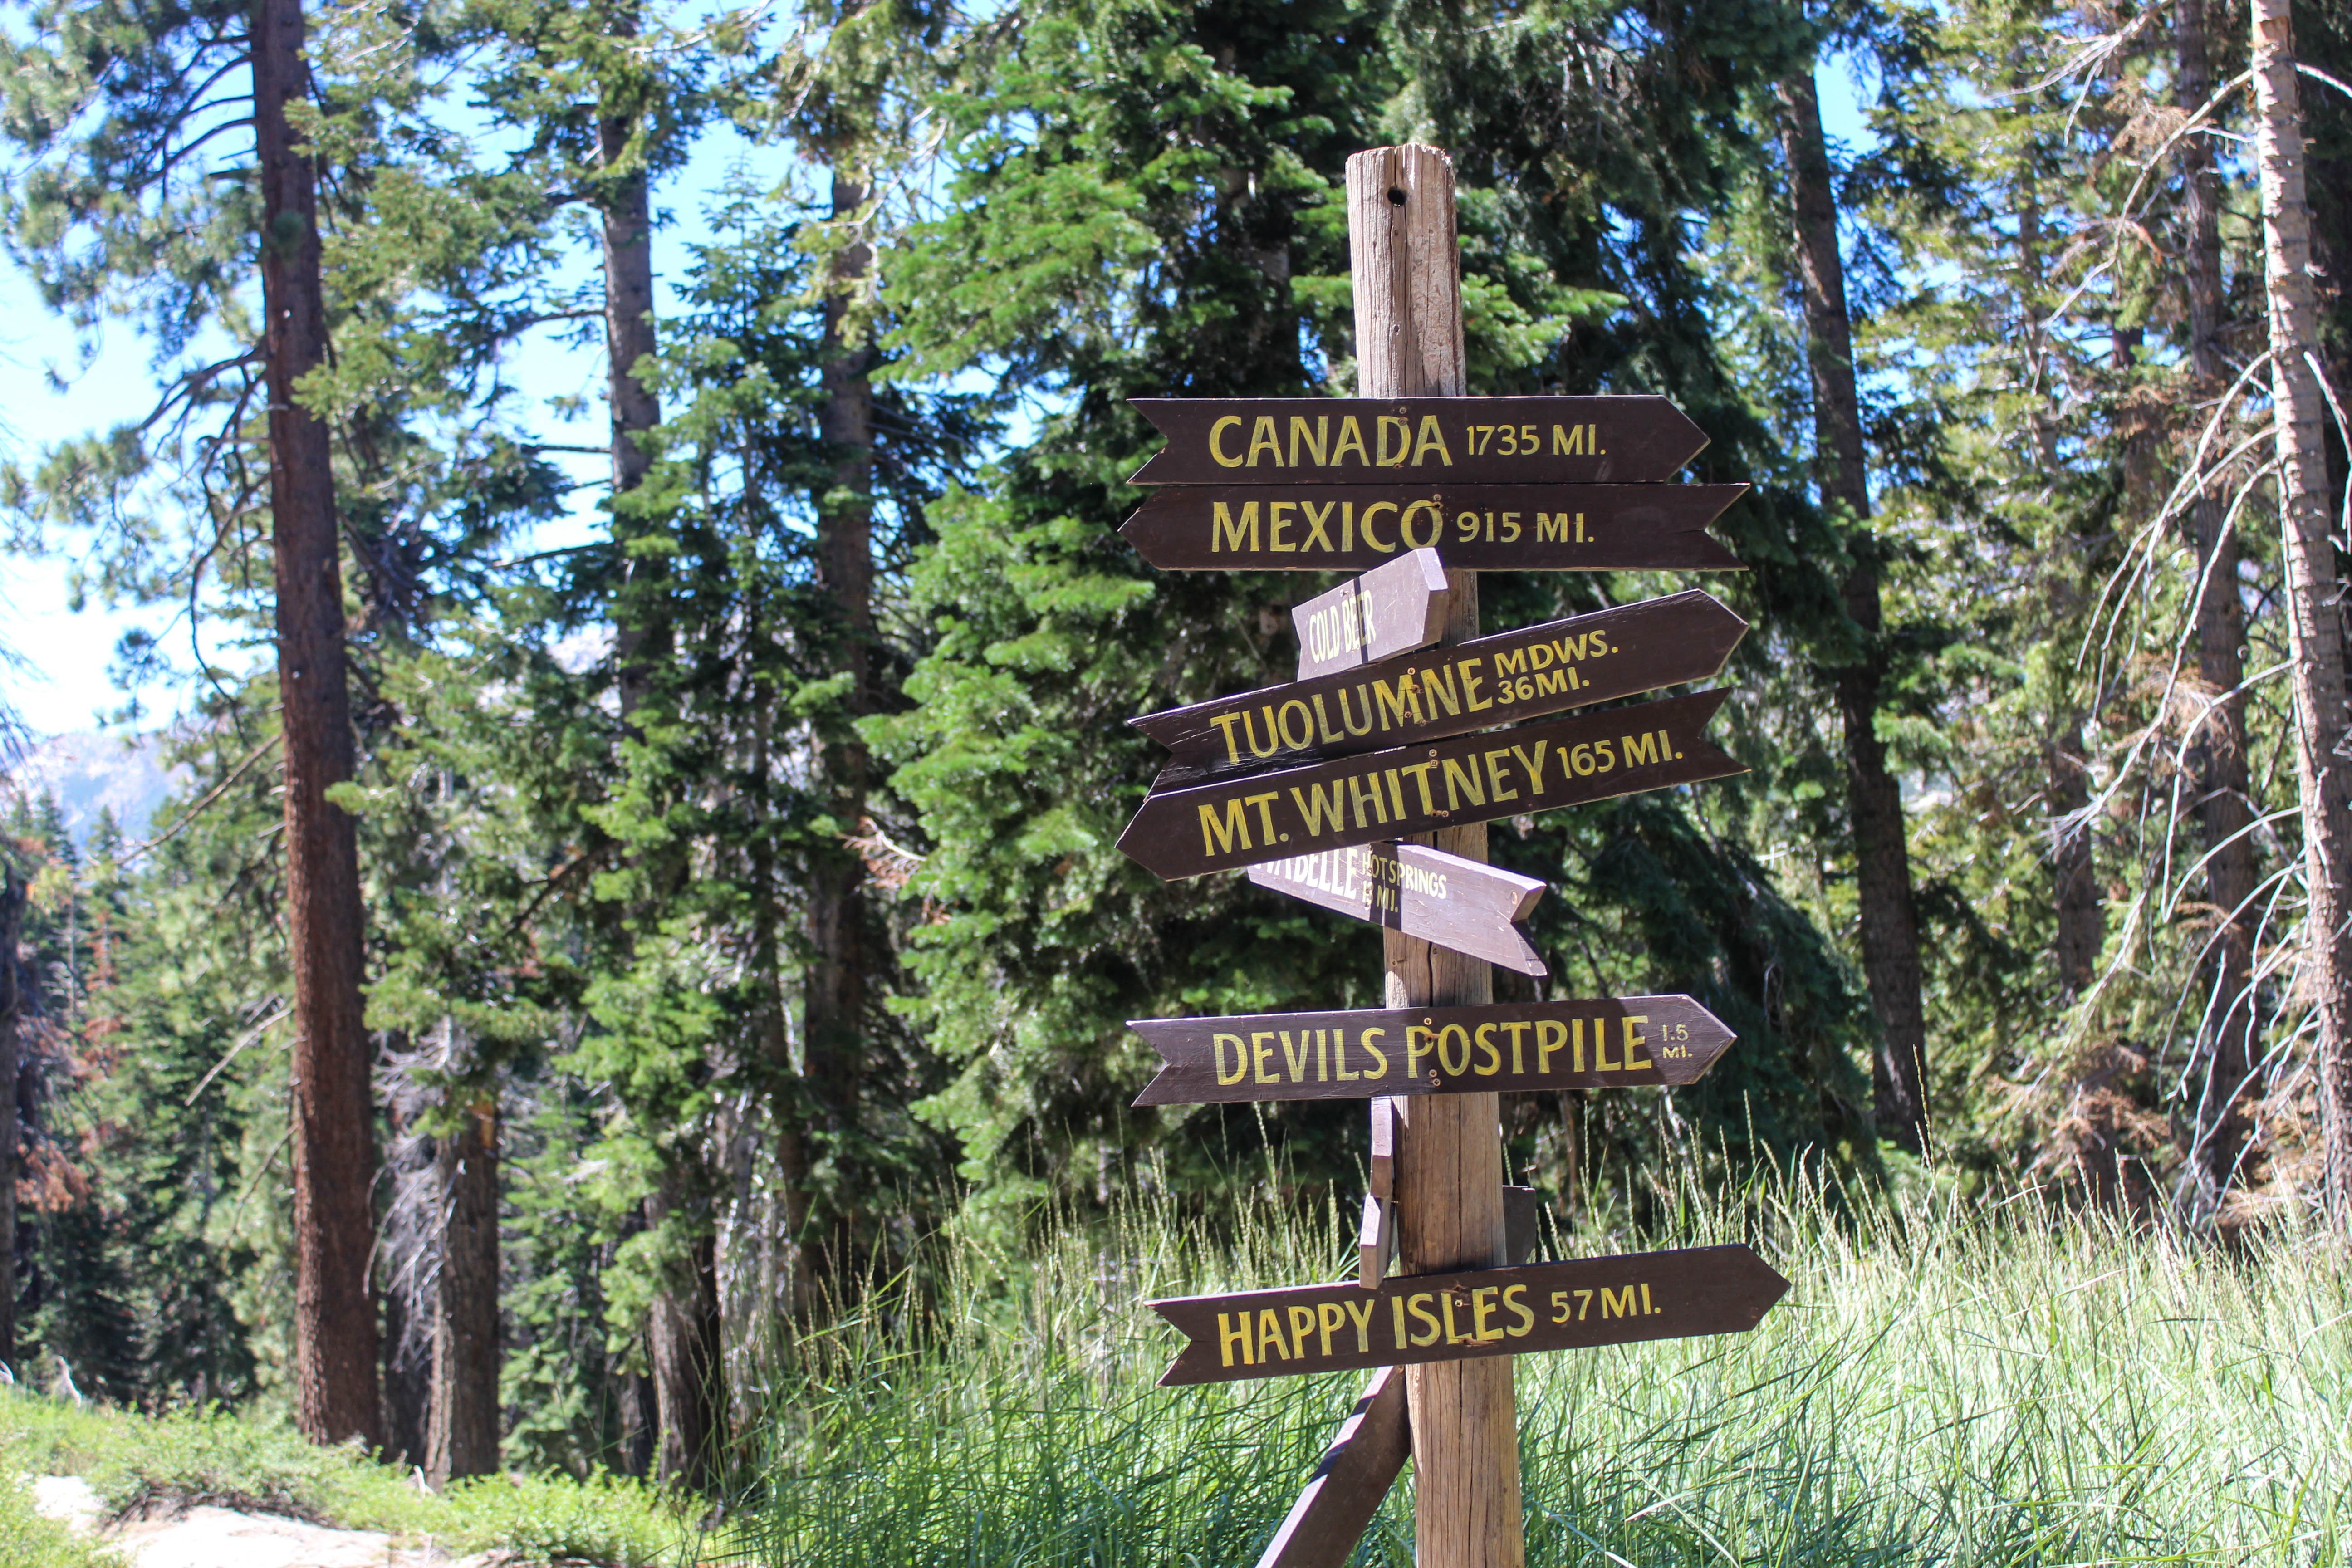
left=1, top=0, right=383, bottom=1444
left=2248, top=0, right=2352, bottom=1223
left=1774, top=54, right=1929, bottom=1149
left=0, top=857, right=21, bottom=1369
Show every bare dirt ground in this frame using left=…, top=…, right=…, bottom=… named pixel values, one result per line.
left=30, top=1475, right=496, bottom=1568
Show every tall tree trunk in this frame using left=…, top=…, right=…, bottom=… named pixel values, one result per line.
left=1777, top=68, right=1931, bottom=1149
left=801, top=169, right=877, bottom=1280
left=598, top=52, right=723, bottom=1479
left=2181, top=0, right=2261, bottom=1213
left=2250, top=0, right=2352, bottom=1225
left=426, top=1078, right=499, bottom=1486
left=0, top=866, right=21, bottom=1373
left=601, top=98, right=664, bottom=715
left=2051, top=739, right=2101, bottom=997
left=256, top=0, right=382, bottom=1449
left=643, top=1172, right=720, bottom=1492
left=754, top=715, right=815, bottom=1325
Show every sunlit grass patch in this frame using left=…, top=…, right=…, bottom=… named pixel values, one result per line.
left=721, top=1171, right=2352, bottom=1567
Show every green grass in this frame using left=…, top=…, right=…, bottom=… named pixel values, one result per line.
left=0, top=1392, right=689, bottom=1566
left=0, top=1480, right=118, bottom=1568
left=5, top=1168, right=2347, bottom=1567
left=717, top=1169, right=2352, bottom=1567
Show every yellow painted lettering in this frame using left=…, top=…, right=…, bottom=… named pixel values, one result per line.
left=1331, top=416, right=1368, bottom=466
left=1214, top=1033, right=1248, bottom=1085
left=1247, top=416, right=1281, bottom=466
left=1210, top=416, right=1245, bottom=466
left=1211, top=500, right=1259, bottom=552
left=1289, top=415, right=1328, bottom=468
left=1411, top=415, right=1453, bottom=466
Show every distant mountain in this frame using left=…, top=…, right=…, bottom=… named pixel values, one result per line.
left=4, top=730, right=183, bottom=845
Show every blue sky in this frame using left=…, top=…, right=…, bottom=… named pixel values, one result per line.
left=0, top=52, right=1873, bottom=743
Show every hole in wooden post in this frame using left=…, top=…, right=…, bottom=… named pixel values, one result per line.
left=1386, top=187, right=1406, bottom=206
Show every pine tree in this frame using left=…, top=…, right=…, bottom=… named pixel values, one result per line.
left=2248, top=0, right=2352, bottom=1223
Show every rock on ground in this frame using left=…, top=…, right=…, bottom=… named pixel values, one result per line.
left=29, top=1475, right=495, bottom=1568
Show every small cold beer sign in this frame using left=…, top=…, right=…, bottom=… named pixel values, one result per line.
left=1292, top=549, right=1453, bottom=679
left=1248, top=843, right=1546, bottom=974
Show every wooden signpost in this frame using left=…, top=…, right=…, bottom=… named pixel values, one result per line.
left=1292, top=548, right=1455, bottom=678
left=1109, top=144, right=1785, bottom=1568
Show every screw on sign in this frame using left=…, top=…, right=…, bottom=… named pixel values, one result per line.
left=1107, top=143, right=1783, bottom=1568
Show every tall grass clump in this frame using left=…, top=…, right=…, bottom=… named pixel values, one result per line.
left=720, top=1166, right=2352, bottom=1567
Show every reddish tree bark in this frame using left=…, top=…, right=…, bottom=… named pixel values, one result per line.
left=0, top=866, right=22, bottom=1373
left=426, top=1090, right=499, bottom=1485
left=255, top=0, right=382, bottom=1449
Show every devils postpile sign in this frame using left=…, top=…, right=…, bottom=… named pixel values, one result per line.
left=1130, top=996, right=1734, bottom=1106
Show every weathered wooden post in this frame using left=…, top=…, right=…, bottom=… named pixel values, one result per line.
left=1107, top=140, right=1777, bottom=1568
left=1347, top=142, right=1522, bottom=1568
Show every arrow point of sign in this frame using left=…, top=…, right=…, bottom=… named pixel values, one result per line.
left=1646, top=995, right=1737, bottom=1085
left=1730, top=1245, right=1794, bottom=1324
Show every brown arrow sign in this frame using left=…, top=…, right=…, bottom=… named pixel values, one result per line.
left=1248, top=843, right=1547, bottom=975
left=1129, top=995, right=1733, bottom=1106
left=1150, top=1245, right=1788, bottom=1386
left=1119, top=483, right=1745, bottom=572
left=1117, top=689, right=1741, bottom=881
left=1292, top=549, right=1454, bottom=679
left=1127, top=398, right=1709, bottom=486
left=1136, top=591, right=1748, bottom=788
